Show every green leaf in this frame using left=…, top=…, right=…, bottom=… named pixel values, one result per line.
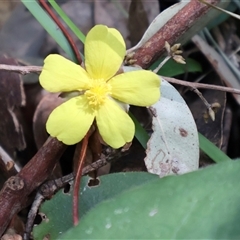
left=129, top=112, right=149, bottom=149
left=150, top=58, right=202, bottom=77
left=33, top=172, right=158, bottom=240
left=21, top=0, right=76, bottom=62
left=60, top=160, right=240, bottom=239
left=199, top=133, right=232, bottom=162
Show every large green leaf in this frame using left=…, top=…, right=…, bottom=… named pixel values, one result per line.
left=60, top=160, right=240, bottom=239
left=33, top=172, right=158, bottom=239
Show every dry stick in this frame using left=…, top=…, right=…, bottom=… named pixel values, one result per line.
left=24, top=192, right=44, bottom=240
left=191, top=88, right=216, bottom=121
left=132, top=0, right=222, bottom=69
left=24, top=173, right=75, bottom=240
left=0, top=137, right=66, bottom=235
left=1, top=64, right=240, bottom=95
left=0, top=65, right=42, bottom=74
left=162, top=76, right=240, bottom=95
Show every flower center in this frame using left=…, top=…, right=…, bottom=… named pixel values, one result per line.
left=85, top=79, right=111, bottom=109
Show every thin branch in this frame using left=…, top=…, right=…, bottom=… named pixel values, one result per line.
left=131, top=0, right=223, bottom=69
left=0, top=65, right=42, bottom=74
left=163, top=76, right=240, bottom=95
left=153, top=55, right=171, bottom=73
left=24, top=192, right=44, bottom=240
left=73, top=131, right=90, bottom=226
left=191, top=88, right=216, bottom=121
left=0, top=137, right=66, bottom=235
left=0, top=64, right=240, bottom=96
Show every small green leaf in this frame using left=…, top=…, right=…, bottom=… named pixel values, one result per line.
left=129, top=112, right=149, bottom=149
left=60, top=160, right=240, bottom=239
left=199, top=132, right=232, bottom=162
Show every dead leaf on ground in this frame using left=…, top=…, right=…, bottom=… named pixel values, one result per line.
left=145, top=79, right=199, bottom=177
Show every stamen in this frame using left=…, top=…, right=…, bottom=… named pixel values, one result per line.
left=84, top=79, right=111, bottom=109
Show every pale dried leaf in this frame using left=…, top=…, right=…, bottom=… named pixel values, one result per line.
left=145, top=78, right=199, bottom=177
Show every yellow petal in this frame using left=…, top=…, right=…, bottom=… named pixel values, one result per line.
left=110, top=70, right=161, bottom=106
left=46, top=96, right=95, bottom=145
left=85, top=25, right=125, bottom=80
left=96, top=98, right=134, bottom=148
left=40, top=54, right=91, bottom=92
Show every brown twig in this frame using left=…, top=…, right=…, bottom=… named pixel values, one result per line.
left=1, top=64, right=240, bottom=95
left=73, top=131, right=90, bottom=226
left=0, top=64, right=42, bottom=74
left=162, top=76, right=240, bottom=95
left=0, top=137, right=66, bottom=235
left=131, top=0, right=222, bottom=69
left=191, top=88, right=216, bottom=121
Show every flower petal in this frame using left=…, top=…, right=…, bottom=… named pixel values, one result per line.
left=46, top=96, right=95, bottom=145
left=109, top=70, right=161, bottom=106
left=85, top=25, right=125, bottom=80
left=96, top=98, right=134, bottom=148
left=40, top=54, right=91, bottom=92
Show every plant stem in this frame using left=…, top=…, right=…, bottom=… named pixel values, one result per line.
left=73, top=131, right=90, bottom=226
left=39, top=0, right=82, bottom=65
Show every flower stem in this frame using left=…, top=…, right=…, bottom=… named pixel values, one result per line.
left=73, top=131, right=90, bottom=226
left=39, top=0, right=82, bottom=65
left=153, top=55, right=171, bottom=74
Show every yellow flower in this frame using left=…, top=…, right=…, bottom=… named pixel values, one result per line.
left=39, top=25, right=160, bottom=148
